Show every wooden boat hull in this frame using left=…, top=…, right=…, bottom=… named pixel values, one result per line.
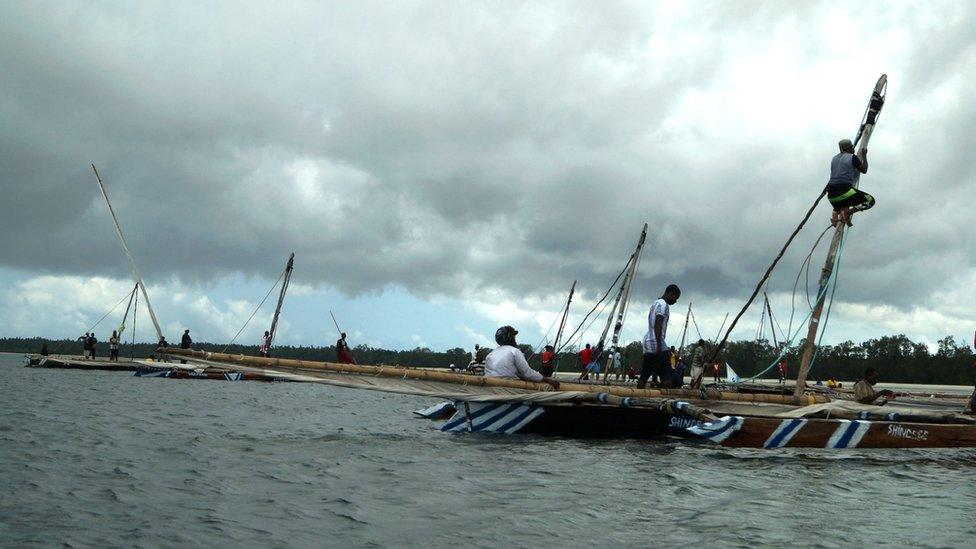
left=688, top=415, right=976, bottom=448
left=25, top=355, right=142, bottom=372
left=134, top=367, right=287, bottom=382
left=437, top=400, right=702, bottom=439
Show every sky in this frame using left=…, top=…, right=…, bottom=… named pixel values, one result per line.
left=1, top=1, right=974, bottom=353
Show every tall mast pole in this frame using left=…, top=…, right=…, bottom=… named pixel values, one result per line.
left=678, top=301, right=692, bottom=355
left=551, top=279, right=576, bottom=373
left=602, top=223, right=648, bottom=381
left=764, top=293, right=779, bottom=347
left=91, top=164, right=164, bottom=342
left=267, top=253, right=295, bottom=349
left=795, top=74, right=887, bottom=398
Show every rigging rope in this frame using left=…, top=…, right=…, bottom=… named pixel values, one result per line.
left=554, top=261, right=630, bottom=354
left=221, top=267, right=287, bottom=353
left=51, top=288, right=135, bottom=356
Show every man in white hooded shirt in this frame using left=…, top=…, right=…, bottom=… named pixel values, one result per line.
left=484, top=326, right=560, bottom=389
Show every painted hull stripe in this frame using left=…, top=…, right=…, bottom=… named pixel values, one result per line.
left=441, top=402, right=505, bottom=431
left=827, top=419, right=871, bottom=448
left=763, top=419, right=808, bottom=448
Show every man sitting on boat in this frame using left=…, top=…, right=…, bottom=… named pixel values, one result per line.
left=853, top=367, right=895, bottom=405
left=638, top=284, right=680, bottom=389
left=827, top=139, right=874, bottom=227
left=485, top=326, right=560, bottom=389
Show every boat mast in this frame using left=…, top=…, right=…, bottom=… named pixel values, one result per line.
left=91, top=164, right=164, bottom=342
left=602, top=224, right=648, bottom=381
left=794, top=74, right=887, bottom=398
left=764, top=293, right=779, bottom=347
left=550, top=279, right=577, bottom=372
left=678, top=301, right=692, bottom=354
left=267, top=253, right=295, bottom=349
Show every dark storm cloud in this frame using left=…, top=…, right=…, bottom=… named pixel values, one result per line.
left=1, top=1, right=973, bottom=315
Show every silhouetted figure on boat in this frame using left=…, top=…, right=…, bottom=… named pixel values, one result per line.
left=87, top=333, right=98, bottom=360
left=40, top=343, right=49, bottom=356
left=337, top=332, right=356, bottom=364
left=157, top=336, right=169, bottom=363
left=828, top=139, right=873, bottom=227
left=180, top=329, right=192, bottom=363
left=638, top=284, right=680, bottom=389
left=484, top=325, right=559, bottom=389
left=78, top=333, right=90, bottom=359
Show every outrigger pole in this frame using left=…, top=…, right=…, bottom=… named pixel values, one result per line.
left=91, top=164, right=164, bottom=342
left=794, top=74, right=888, bottom=398
left=267, top=253, right=295, bottom=350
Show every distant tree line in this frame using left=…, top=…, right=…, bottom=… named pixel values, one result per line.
left=3, top=334, right=974, bottom=385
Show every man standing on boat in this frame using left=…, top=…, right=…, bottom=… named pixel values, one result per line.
left=260, top=330, right=271, bottom=357
left=540, top=345, right=555, bottom=377
left=179, top=329, right=192, bottom=364
left=638, top=284, right=680, bottom=389
left=337, top=332, right=356, bottom=364
left=853, top=368, right=895, bottom=405
left=689, top=339, right=707, bottom=382
left=827, top=139, right=874, bottom=227
left=78, top=333, right=90, bottom=359
left=577, top=343, right=593, bottom=380
left=109, top=330, right=119, bottom=361
left=87, top=333, right=98, bottom=360
left=485, top=326, right=560, bottom=389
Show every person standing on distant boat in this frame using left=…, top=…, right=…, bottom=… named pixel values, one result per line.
left=577, top=343, right=593, bottom=381
left=853, top=367, right=895, bottom=405
left=109, top=330, right=119, bottom=361
left=260, top=330, right=271, bottom=357
left=827, top=139, right=873, bottom=227
left=336, top=332, right=356, bottom=364
left=157, top=336, right=169, bottom=363
left=180, top=329, right=192, bottom=364
left=87, top=333, right=98, bottom=360
left=484, top=326, right=559, bottom=389
left=778, top=358, right=788, bottom=384
left=468, top=344, right=482, bottom=370
left=638, top=284, right=680, bottom=389
left=78, top=333, right=90, bottom=359
left=689, top=339, right=707, bottom=382
left=540, top=345, right=555, bottom=377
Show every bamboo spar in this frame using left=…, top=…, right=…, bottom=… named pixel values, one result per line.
left=159, top=347, right=829, bottom=405
left=91, top=164, right=164, bottom=342
left=794, top=74, right=887, bottom=398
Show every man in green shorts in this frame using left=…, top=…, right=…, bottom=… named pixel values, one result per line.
left=827, top=139, right=873, bottom=227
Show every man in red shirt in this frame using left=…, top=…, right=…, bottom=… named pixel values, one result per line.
left=577, top=343, right=593, bottom=380
left=336, top=332, right=356, bottom=364
left=540, top=345, right=555, bottom=377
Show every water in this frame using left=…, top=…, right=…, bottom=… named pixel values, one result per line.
left=2, top=353, right=975, bottom=548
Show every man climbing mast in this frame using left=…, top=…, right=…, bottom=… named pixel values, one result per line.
left=827, top=139, right=873, bottom=227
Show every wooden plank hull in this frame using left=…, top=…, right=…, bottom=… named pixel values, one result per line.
left=25, top=355, right=143, bottom=372
left=134, top=367, right=287, bottom=382
left=689, top=415, right=976, bottom=448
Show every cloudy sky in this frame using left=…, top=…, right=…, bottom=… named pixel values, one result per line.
left=1, top=1, right=974, bottom=353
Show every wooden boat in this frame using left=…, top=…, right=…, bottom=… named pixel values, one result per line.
left=689, top=413, right=976, bottom=449
left=25, top=354, right=144, bottom=372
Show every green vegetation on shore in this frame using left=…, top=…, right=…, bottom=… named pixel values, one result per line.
left=3, top=334, right=973, bottom=385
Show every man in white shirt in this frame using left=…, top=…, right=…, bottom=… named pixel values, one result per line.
left=638, top=284, right=681, bottom=389
left=484, top=326, right=560, bottom=389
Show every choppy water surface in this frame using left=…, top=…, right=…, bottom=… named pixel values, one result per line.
left=2, top=354, right=975, bottom=548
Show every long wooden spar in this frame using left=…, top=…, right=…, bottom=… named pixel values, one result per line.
left=92, top=164, right=164, bottom=342
left=159, top=347, right=828, bottom=405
